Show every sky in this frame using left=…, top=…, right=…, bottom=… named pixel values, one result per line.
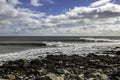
left=0, top=0, right=120, bottom=36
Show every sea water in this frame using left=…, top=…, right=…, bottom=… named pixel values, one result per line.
left=0, top=36, right=120, bottom=63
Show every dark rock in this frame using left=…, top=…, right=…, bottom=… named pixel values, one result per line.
left=87, top=53, right=97, bottom=57
left=116, top=51, right=120, bottom=55
left=110, top=71, right=120, bottom=80
left=0, top=54, right=120, bottom=80
left=30, top=59, right=43, bottom=66
left=54, top=68, right=65, bottom=74
left=39, top=76, right=52, bottom=80
left=5, top=74, right=16, bottom=80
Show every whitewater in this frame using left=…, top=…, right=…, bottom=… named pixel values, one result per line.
left=0, top=38, right=120, bottom=65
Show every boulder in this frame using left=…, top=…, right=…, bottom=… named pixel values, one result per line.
left=87, top=53, right=97, bottom=57
left=116, top=51, right=120, bottom=55
left=46, top=73, right=60, bottom=80
left=6, top=74, right=16, bottom=80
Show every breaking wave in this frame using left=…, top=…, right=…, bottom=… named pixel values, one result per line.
left=79, top=37, right=120, bottom=42
left=0, top=42, right=120, bottom=64
left=44, top=38, right=120, bottom=47
left=0, top=37, right=120, bottom=65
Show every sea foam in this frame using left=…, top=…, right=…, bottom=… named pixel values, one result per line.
left=0, top=42, right=120, bottom=64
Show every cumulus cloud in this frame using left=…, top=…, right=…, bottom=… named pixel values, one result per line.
left=40, top=0, right=120, bottom=36
left=30, top=0, right=43, bottom=7
left=0, top=0, right=45, bottom=34
left=0, top=0, right=120, bottom=36
left=90, top=0, right=112, bottom=7
left=8, top=0, right=22, bottom=5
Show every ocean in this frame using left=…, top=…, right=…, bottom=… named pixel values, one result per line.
left=0, top=36, right=120, bottom=41
left=0, top=36, right=120, bottom=63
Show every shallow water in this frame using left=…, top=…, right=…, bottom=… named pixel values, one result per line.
left=0, top=36, right=120, bottom=63
left=0, top=41, right=120, bottom=63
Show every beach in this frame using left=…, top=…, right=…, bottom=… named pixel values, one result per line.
left=1, top=0, right=120, bottom=79
left=0, top=52, right=120, bottom=80
left=0, top=37, right=119, bottom=80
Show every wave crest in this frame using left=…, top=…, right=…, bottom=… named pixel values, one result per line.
left=79, top=38, right=119, bottom=42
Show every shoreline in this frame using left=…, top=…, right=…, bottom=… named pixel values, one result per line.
left=0, top=52, right=120, bottom=80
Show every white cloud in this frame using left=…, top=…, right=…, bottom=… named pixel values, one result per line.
left=90, top=0, right=112, bottom=7
left=0, top=0, right=45, bottom=34
left=0, top=0, right=120, bottom=36
left=0, top=0, right=6, bottom=3
left=30, top=0, right=43, bottom=7
left=8, top=0, right=22, bottom=5
left=40, top=0, right=120, bottom=36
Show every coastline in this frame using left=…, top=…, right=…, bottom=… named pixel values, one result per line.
left=0, top=51, right=120, bottom=80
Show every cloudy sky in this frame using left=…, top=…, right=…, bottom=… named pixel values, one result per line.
left=0, top=0, right=120, bottom=36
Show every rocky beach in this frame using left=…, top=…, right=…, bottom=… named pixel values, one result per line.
left=0, top=37, right=119, bottom=80
left=0, top=48, right=120, bottom=80
left=1, top=0, right=120, bottom=79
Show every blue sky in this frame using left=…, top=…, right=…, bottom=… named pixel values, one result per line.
left=18, top=0, right=97, bottom=15
left=0, top=0, right=120, bottom=36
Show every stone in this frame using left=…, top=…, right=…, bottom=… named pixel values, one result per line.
left=0, top=76, right=2, bottom=79
left=87, top=53, right=97, bottom=57
left=55, top=68, right=65, bottom=74
left=57, top=76, right=64, bottom=80
left=116, top=51, right=120, bottom=55
left=63, top=69, right=70, bottom=74
left=78, top=74, right=84, bottom=80
left=46, top=73, right=60, bottom=80
left=111, top=71, right=120, bottom=80
left=0, top=54, right=120, bottom=80
left=80, top=66, right=84, bottom=69
left=39, top=76, right=52, bottom=80
left=99, top=74, right=108, bottom=80
left=37, top=68, right=47, bottom=75
left=6, top=74, right=16, bottom=80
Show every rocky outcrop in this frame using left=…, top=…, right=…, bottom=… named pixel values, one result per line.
left=0, top=53, right=120, bottom=80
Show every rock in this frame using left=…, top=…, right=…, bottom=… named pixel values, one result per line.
left=80, top=66, right=84, bottom=69
left=78, top=74, right=84, bottom=80
left=0, top=76, right=2, bottom=79
left=30, top=59, right=42, bottom=65
left=72, top=67, right=81, bottom=74
left=63, top=69, right=70, bottom=74
left=17, top=76, right=24, bottom=79
left=87, top=53, right=97, bottom=57
left=46, top=73, right=60, bottom=80
left=37, top=68, right=47, bottom=75
left=116, top=51, right=120, bottom=55
left=84, top=70, right=109, bottom=80
left=111, top=71, right=120, bottom=80
left=99, top=74, right=108, bottom=80
left=57, top=76, right=64, bottom=80
left=6, top=74, right=16, bottom=80
left=39, top=76, right=52, bottom=80
left=0, top=54, right=120, bottom=80
left=55, top=68, right=65, bottom=74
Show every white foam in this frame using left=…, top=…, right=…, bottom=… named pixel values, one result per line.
left=0, top=42, right=120, bottom=63
left=80, top=38, right=120, bottom=42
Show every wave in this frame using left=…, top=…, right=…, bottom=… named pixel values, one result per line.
left=0, top=42, right=46, bottom=46
left=44, top=38, right=120, bottom=47
left=0, top=41, right=120, bottom=65
left=45, top=41, right=70, bottom=47
left=79, top=38, right=120, bottom=42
